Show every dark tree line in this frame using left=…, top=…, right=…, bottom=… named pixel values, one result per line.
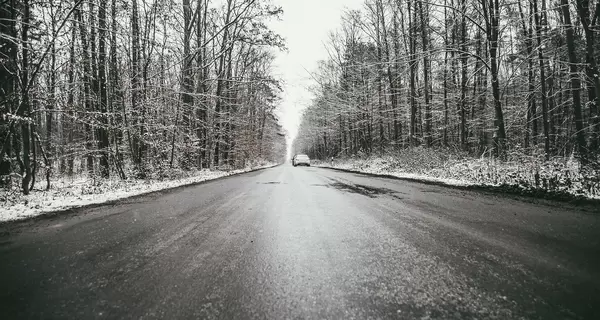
left=1, top=0, right=287, bottom=194
left=294, top=0, right=600, bottom=169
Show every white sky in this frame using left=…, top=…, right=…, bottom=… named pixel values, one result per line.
left=268, top=0, right=364, bottom=152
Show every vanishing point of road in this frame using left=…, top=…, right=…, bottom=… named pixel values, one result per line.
left=1, top=165, right=599, bottom=319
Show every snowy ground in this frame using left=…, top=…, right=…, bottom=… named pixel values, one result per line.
left=316, top=149, right=600, bottom=200
left=316, top=158, right=473, bottom=187
left=319, top=160, right=472, bottom=187
left=0, top=163, right=277, bottom=222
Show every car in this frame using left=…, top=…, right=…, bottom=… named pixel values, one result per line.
left=292, top=154, right=311, bottom=167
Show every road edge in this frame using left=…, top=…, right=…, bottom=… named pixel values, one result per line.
left=0, top=164, right=280, bottom=230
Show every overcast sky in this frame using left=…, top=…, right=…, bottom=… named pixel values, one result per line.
left=268, top=0, right=364, bottom=150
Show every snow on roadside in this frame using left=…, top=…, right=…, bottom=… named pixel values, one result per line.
left=317, top=160, right=473, bottom=187
left=1, top=163, right=277, bottom=222
left=316, top=153, right=600, bottom=200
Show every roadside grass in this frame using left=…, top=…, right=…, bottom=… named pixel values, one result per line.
left=318, top=147, right=600, bottom=202
left=0, top=161, right=277, bottom=222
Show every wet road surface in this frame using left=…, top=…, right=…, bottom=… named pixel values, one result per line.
left=1, top=165, right=599, bottom=319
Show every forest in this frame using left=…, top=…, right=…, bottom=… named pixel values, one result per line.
left=293, top=0, right=600, bottom=196
left=0, top=0, right=287, bottom=195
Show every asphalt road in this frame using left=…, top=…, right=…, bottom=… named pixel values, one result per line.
left=1, top=165, right=599, bottom=319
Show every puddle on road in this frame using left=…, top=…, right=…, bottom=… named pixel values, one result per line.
left=313, top=181, right=405, bottom=200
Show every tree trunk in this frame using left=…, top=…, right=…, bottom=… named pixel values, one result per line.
left=408, top=1, right=418, bottom=147
left=46, top=5, right=57, bottom=179
left=20, top=0, right=32, bottom=195
left=196, top=0, right=208, bottom=168
left=391, top=5, right=401, bottom=145
left=443, top=1, right=449, bottom=147
left=419, top=1, right=432, bottom=147
left=181, top=0, right=194, bottom=169
left=533, top=0, right=550, bottom=159
left=459, top=0, right=468, bottom=151
left=110, top=0, right=125, bottom=179
left=483, top=0, right=507, bottom=157
left=131, top=0, right=144, bottom=177
left=561, top=0, right=588, bottom=161
left=97, top=0, right=110, bottom=178
left=375, top=0, right=386, bottom=153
